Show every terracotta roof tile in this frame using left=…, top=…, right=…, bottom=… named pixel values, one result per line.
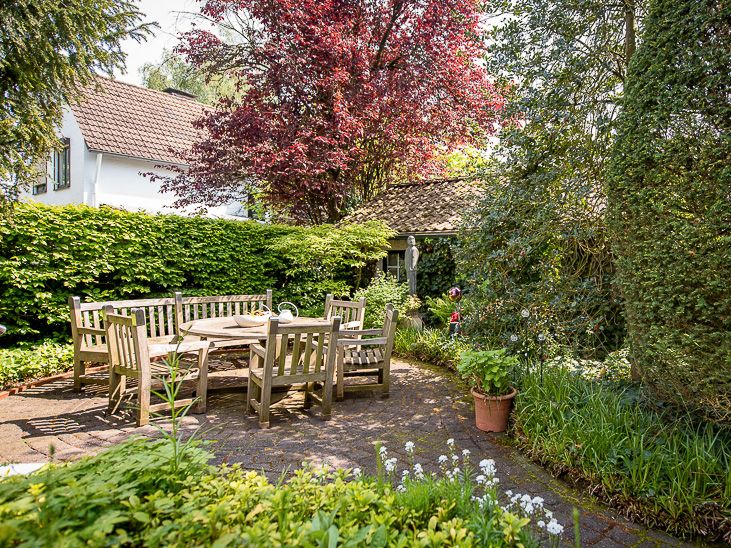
left=70, top=76, right=209, bottom=164
left=345, top=177, right=485, bottom=235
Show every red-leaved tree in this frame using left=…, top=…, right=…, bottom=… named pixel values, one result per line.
left=162, top=0, right=503, bottom=223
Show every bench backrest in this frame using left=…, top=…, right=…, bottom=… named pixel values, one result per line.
left=70, top=290, right=274, bottom=351
left=69, top=295, right=179, bottom=349
left=177, top=290, right=273, bottom=323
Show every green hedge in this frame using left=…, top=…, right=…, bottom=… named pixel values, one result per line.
left=608, top=0, right=731, bottom=422
left=0, top=203, right=392, bottom=341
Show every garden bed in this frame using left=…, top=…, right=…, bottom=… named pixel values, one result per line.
left=0, top=437, right=567, bottom=546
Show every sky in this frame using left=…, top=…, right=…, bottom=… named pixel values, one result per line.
left=114, top=0, right=203, bottom=85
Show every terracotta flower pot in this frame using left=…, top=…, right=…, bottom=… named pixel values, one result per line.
left=471, top=387, right=517, bottom=433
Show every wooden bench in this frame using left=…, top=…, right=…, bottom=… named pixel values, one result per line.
left=69, top=290, right=273, bottom=391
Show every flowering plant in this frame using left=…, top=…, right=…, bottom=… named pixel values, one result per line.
left=457, top=349, right=518, bottom=396
left=373, top=438, right=565, bottom=547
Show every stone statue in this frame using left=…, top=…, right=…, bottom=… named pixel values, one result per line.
left=405, top=235, right=419, bottom=295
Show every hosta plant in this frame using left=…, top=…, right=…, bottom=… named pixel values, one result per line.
left=457, top=349, right=518, bottom=396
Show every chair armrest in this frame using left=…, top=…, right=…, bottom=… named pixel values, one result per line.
left=76, top=327, right=106, bottom=336
left=339, top=328, right=383, bottom=337
left=250, top=343, right=266, bottom=358
left=336, top=337, right=389, bottom=347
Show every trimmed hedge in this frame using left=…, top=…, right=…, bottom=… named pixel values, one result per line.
left=0, top=203, right=392, bottom=342
left=608, top=0, right=731, bottom=422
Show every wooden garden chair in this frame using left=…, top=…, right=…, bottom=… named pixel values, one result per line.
left=246, top=316, right=342, bottom=428
left=102, top=306, right=211, bottom=427
left=335, top=305, right=398, bottom=401
left=324, top=294, right=366, bottom=330
left=69, top=295, right=183, bottom=391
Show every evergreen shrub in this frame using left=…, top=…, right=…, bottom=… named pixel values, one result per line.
left=0, top=203, right=391, bottom=342
left=608, top=0, right=731, bottom=422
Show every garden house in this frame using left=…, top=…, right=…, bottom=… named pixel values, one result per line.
left=346, top=177, right=484, bottom=279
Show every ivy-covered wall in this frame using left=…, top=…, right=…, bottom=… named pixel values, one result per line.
left=0, top=203, right=392, bottom=342
left=416, top=237, right=459, bottom=299
left=608, top=0, right=731, bottom=422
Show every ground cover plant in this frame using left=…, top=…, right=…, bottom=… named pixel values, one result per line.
left=0, top=339, right=73, bottom=390
left=513, top=363, right=731, bottom=542
left=0, top=436, right=571, bottom=546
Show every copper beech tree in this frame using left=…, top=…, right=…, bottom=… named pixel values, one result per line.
left=158, top=0, right=503, bottom=223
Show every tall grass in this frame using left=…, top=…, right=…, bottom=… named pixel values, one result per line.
left=514, top=366, right=731, bottom=541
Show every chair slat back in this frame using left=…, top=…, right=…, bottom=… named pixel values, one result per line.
left=324, top=294, right=366, bottom=330
left=263, top=317, right=341, bottom=379
left=101, top=306, right=150, bottom=376
left=179, top=291, right=273, bottom=323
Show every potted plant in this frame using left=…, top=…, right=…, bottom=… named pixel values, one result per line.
left=457, top=349, right=519, bottom=432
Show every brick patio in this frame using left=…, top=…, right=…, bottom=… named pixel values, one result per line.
left=0, top=355, right=684, bottom=547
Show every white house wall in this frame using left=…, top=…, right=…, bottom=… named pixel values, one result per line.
left=24, top=108, right=86, bottom=206
left=24, top=108, right=243, bottom=219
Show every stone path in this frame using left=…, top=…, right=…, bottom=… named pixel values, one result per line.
left=0, top=355, right=685, bottom=547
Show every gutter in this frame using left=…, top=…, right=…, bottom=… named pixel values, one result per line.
left=91, top=152, right=103, bottom=207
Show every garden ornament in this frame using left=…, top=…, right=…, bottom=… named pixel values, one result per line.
left=405, top=235, right=419, bottom=295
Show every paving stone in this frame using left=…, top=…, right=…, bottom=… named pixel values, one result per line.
left=0, top=356, right=687, bottom=546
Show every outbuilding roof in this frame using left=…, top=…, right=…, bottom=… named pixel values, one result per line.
left=70, top=76, right=209, bottom=164
left=345, top=177, right=485, bottom=236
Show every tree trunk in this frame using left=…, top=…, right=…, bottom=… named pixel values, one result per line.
left=624, top=0, right=637, bottom=74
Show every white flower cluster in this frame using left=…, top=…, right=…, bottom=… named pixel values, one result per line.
left=413, top=462, right=424, bottom=480
left=471, top=492, right=495, bottom=509
left=505, top=491, right=564, bottom=538
left=384, top=457, right=397, bottom=473
left=377, top=440, right=564, bottom=542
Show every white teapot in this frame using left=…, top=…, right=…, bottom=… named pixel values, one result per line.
left=277, top=302, right=299, bottom=324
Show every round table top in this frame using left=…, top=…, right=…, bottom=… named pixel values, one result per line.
left=179, top=316, right=330, bottom=340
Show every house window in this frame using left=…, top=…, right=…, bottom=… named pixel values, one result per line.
left=49, top=138, right=71, bottom=191
left=32, top=179, right=47, bottom=195
left=386, top=251, right=405, bottom=281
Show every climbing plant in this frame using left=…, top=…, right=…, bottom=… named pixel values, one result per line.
left=608, top=0, right=731, bottom=422
left=457, top=0, right=641, bottom=357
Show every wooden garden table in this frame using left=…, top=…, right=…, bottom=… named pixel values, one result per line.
left=179, top=316, right=329, bottom=342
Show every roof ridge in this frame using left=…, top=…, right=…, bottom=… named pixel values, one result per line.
left=391, top=176, right=478, bottom=188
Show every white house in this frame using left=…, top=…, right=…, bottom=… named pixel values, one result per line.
left=25, top=76, right=249, bottom=219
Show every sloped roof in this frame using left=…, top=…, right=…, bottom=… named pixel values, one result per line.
left=345, top=177, right=485, bottom=235
left=70, top=76, right=209, bottom=164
